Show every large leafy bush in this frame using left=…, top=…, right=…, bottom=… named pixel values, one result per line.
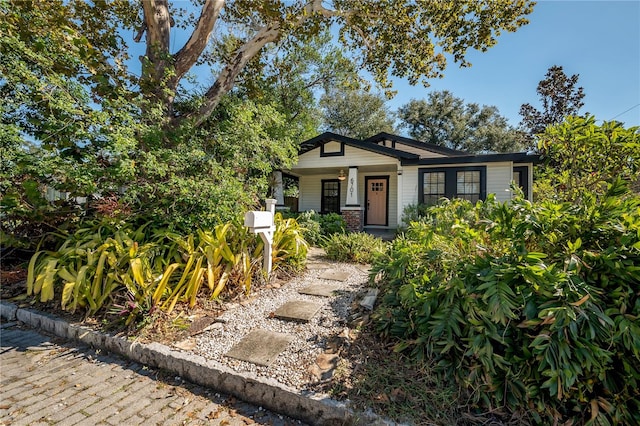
left=324, top=232, right=387, bottom=264
left=373, top=181, right=640, bottom=424
left=295, top=211, right=346, bottom=247
left=26, top=215, right=307, bottom=324
left=536, top=116, right=639, bottom=201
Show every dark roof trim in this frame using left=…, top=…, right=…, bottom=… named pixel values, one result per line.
left=364, top=132, right=468, bottom=156
left=299, top=132, right=419, bottom=160
left=402, top=152, right=542, bottom=166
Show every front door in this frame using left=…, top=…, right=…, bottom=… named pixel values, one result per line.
left=366, top=177, right=388, bottom=226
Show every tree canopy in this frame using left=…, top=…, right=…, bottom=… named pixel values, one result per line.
left=397, top=91, right=523, bottom=153
left=519, top=65, right=585, bottom=146
left=535, top=115, right=639, bottom=201
left=320, top=89, right=395, bottom=139
left=3, top=0, right=534, bottom=132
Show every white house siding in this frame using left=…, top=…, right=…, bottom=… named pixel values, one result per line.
left=486, top=162, right=514, bottom=202
left=295, top=145, right=400, bottom=169
left=400, top=167, right=420, bottom=224
left=323, top=141, right=342, bottom=153
left=524, top=162, right=534, bottom=200
left=298, top=173, right=348, bottom=212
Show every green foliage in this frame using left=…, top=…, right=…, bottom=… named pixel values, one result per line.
left=373, top=180, right=640, bottom=424
left=399, top=203, right=432, bottom=225
left=270, top=213, right=308, bottom=272
left=26, top=215, right=308, bottom=321
left=295, top=211, right=346, bottom=247
left=520, top=65, right=585, bottom=148
left=397, top=91, right=524, bottom=152
left=320, top=88, right=395, bottom=139
left=536, top=115, right=640, bottom=201
left=324, top=232, right=388, bottom=265
left=293, top=211, right=324, bottom=247
left=318, top=213, right=347, bottom=236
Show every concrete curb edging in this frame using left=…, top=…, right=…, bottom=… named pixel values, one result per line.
left=0, top=300, right=382, bottom=426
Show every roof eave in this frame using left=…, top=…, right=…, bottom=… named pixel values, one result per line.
left=401, top=152, right=542, bottom=166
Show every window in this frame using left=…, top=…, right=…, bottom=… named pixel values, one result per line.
left=419, top=167, right=486, bottom=205
left=321, top=179, right=340, bottom=213
left=320, top=141, right=345, bottom=157
left=423, top=171, right=446, bottom=205
left=512, top=166, right=529, bottom=199
left=456, top=170, right=481, bottom=203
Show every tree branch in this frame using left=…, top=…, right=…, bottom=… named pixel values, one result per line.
left=142, top=0, right=171, bottom=68
left=185, top=24, right=281, bottom=127
left=180, top=0, right=353, bottom=127
left=172, top=0, right=224, bottom=83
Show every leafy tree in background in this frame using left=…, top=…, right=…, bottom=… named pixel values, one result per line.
left=519, top=65, right=585, bottom=148
left=535, top=115, right=639, bottom=201
left=2, top=0, right=535, bottom=136
left=320, top=89, right=396, bottom=139
left=397, top=91, right=523, bottom=152
left=135, top=0, right=534, bottom=129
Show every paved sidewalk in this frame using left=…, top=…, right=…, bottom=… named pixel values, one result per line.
left=0, top=323, right=306, bottom=426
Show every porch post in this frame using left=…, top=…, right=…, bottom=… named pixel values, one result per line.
left=397, top=167, right=404, bottom=227
left=345, top=167, right=359, bottom=206
left=272, top=170, right=285, bottom=207
left=341, top=166, right=363, bottom=232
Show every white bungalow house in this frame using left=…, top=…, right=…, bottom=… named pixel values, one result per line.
left=273, top=132, right=539, bottom=232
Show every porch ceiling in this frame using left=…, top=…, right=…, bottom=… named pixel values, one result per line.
left=286, top=164, right=398, bottom=177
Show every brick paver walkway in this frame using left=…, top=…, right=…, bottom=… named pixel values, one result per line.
left=0, top=324, right=305, bottom=426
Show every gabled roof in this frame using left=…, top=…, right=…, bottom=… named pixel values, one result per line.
left=298, top=132, right=419, bottom=160
left=364, top=132, right=468, bottom=156
left=298, top=132, right=541, bottom=165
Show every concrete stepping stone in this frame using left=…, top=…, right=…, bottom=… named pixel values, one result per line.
left=273, top=301, right=322, bottom=322
left=225, top=329, right=293, bottom=367
left=307, top=247, right=327, bottom=259
left=307, top=262, right=331, bottom=270
left=319, top=270, right=351, bottom=282
left=298, top=283, right=341, bottom=297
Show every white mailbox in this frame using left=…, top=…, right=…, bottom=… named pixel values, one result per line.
left=244, top=199, right=277, bottom=277
left=244, top=211, right=274, bottom=232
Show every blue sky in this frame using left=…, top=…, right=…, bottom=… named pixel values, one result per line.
left=385, top=0, right=640, bottom=128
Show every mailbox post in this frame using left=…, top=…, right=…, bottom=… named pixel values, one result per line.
left=244, top=199, right=276, bottom=276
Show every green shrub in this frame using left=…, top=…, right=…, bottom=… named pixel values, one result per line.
left=324, top=232, right=387, bottom=264
left=26, top=214, right=308, bottom=322
left=295, top=210, right=346, bottom=247
left=317, top=212, right=346, bottom=236
left=295, top=211, right=324, bottom=246
left=270, top=213, right=308, bottom=271
left=373, top=179, right=640, bottom=424
left=399, top=203, right=431, bottom=224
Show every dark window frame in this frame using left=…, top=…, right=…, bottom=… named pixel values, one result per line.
left=418, top=166, right=486, bottom=204
left=320, top=141, right=345, bottom=157
left=512, top=166, right=529, bottom=199
left=321, top=179, right=341, bottom=214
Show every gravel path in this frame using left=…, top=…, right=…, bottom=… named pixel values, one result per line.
left=190, top=249, right=371, bottom=390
